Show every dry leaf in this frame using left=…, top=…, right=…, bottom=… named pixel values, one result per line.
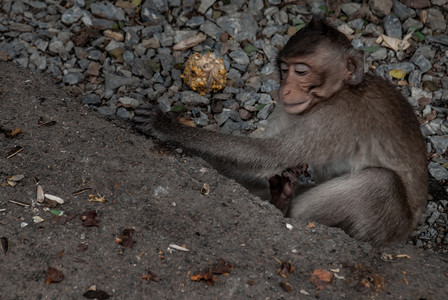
left=81, top=210, right=99, bottom=227
left=45, top=266, right=64, bottom=285
left=44, top=193, right=64, bottom=204
left=389, top=69, right=407, bottom=79
left=306, top=222, right=315, bottom=228
left=376, top=33, right=412, bottom=51
left=141, top=270, right=161, bottom=282
left=309, top=269, right=333, bottom=290
left=116, top=229, right=135, bottom=248
left=280, top=281, right=292, bottom=292
left=88, top=194, right=106, bottom=203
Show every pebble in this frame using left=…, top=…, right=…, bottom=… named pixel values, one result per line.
left=1, top=0, right=448, bottom=254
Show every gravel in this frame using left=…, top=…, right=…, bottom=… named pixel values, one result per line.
left=1, top=0, right=448, bottom=254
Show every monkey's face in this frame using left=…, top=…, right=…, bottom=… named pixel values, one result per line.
left=278, top=46, right=354, bottom=115
left=278, top=60, right=318, bottom=114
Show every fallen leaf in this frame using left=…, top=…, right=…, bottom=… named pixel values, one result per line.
left=57, top=249, right=65, bottom=258
left=280, top=281, right=292, bottom=292
left=376, top=33, right=412, bottom=51
left=403, top=278, right=409, bottom=285
left=32, top=216, right=44, bottom=223
left=37, top=185, right=45, bottom=203
left=116, top=229, right=135, bottom=248
left=309, top=269, right=333, bottom=290
left=210, top=258, right=234, bottom=275
left=306, top=222, right=315, bottom=228
left=45, top=266, right=64, bottom=285
left=141, top=270, right=161, bottom=282
left=191, top=259, right=234, bottom=285
left=389, top=69, right=407, bottom=79
left=44, top=193, right=64, bottom=204
left=80, top=210, right=99, bottom=227
left=88, top=194, right=106, bottom=203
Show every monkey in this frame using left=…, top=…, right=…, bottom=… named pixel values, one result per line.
left=134, top=17, right=428, bottom=247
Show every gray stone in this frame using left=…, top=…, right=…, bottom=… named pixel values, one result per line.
left=429, top=136, right=448, bottom=154
left=428, top=210, right=441, bottom=226
left=117, top=107, right=134, bottom=119
left=257, top=103, right=274, bottom=120
left=411, top=54, right=432, bottom=73
left=229, top=50, right=249, bottom=65
left=348, top=19, right=365, bottom=31
left=369, top=0, right=393, bottom=17
left=192, top=108, right=209, bottom=127
left=119, top=96, right=139, bottom=107
left=215, top=109, right=232, bottom=126
left=402, top=18, right=423, bottom=33
left=9, top=23, right=33, bottom=32
left=180, top=91, right=209, bottom=105
left=200, top=21, right=224, bottom=40
left=90, top=2, right=125, bottom=21
left=29, top=51, right=46, bottom=71
left=370, top=47, right=388, bottom=61
left=341, top=2, right=362, bottom=16
left=216, top=13, right=258, bottom=42
left=429, top=162, right=448, bottom=181
left=142, top=0, right=169, bottom=13
left=260, top=79, right=280, bottom=93
left=392, top=0, right=416, bottom=20
left=426, top=8, right=446, bottom=32
left=0, top=40, right=23, bottom=58
left=105, top=73, right=140, bottom=90
left=141, top=8, right=165, bottom=25
left=130, top=58, right=154, bottom=79
left=61, top=6, right=83, bottom=24
left=186, top=16, right=204, bottom=28
left=426, top=35, right=448, bottom=46
left=63, top=72, right=84, bottom=85
left=383, top=15, right=402, bottom=39
left=81, top=93, right=101, bottom=105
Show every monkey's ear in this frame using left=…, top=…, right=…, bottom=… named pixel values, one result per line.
left=345, top=50, right=364, bottom=85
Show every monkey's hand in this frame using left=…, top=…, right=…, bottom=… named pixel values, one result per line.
left=134, top=104, right=173, bottom=141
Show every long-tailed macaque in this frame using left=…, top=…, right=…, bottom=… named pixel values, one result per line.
left=134, top=18, right=427, bottom=246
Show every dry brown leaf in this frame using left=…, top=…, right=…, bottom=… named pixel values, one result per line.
left=309, top=269, right=333, bottom=290
left=80, top=210, right=99, bottom=227
left=280, top=281, right=292, bottom=292
left=141, top=270, right=161, bottom=282
left=45, top=266, right=64, bottom=285
left=306, top=222, right=315, bottom=228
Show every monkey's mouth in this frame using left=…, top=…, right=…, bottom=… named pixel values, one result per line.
left=282, top=99, right=312, bottom=113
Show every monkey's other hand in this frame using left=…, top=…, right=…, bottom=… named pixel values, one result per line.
left=134, top=104, right=173, bottom=141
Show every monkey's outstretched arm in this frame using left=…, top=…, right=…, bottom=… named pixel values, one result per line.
left=134, top=105, right=293, bottom=175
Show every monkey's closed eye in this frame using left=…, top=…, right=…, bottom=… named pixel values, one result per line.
left=293, top=63, right=309, bottom=75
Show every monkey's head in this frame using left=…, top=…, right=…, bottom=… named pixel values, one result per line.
left=277, top=17, right=364, bottom=114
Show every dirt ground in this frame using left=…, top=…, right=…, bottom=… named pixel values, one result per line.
left=1, top=61, right=447, bottom=299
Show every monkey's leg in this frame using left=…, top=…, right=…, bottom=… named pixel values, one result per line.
left=289, top=167, right=413, bottom=246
